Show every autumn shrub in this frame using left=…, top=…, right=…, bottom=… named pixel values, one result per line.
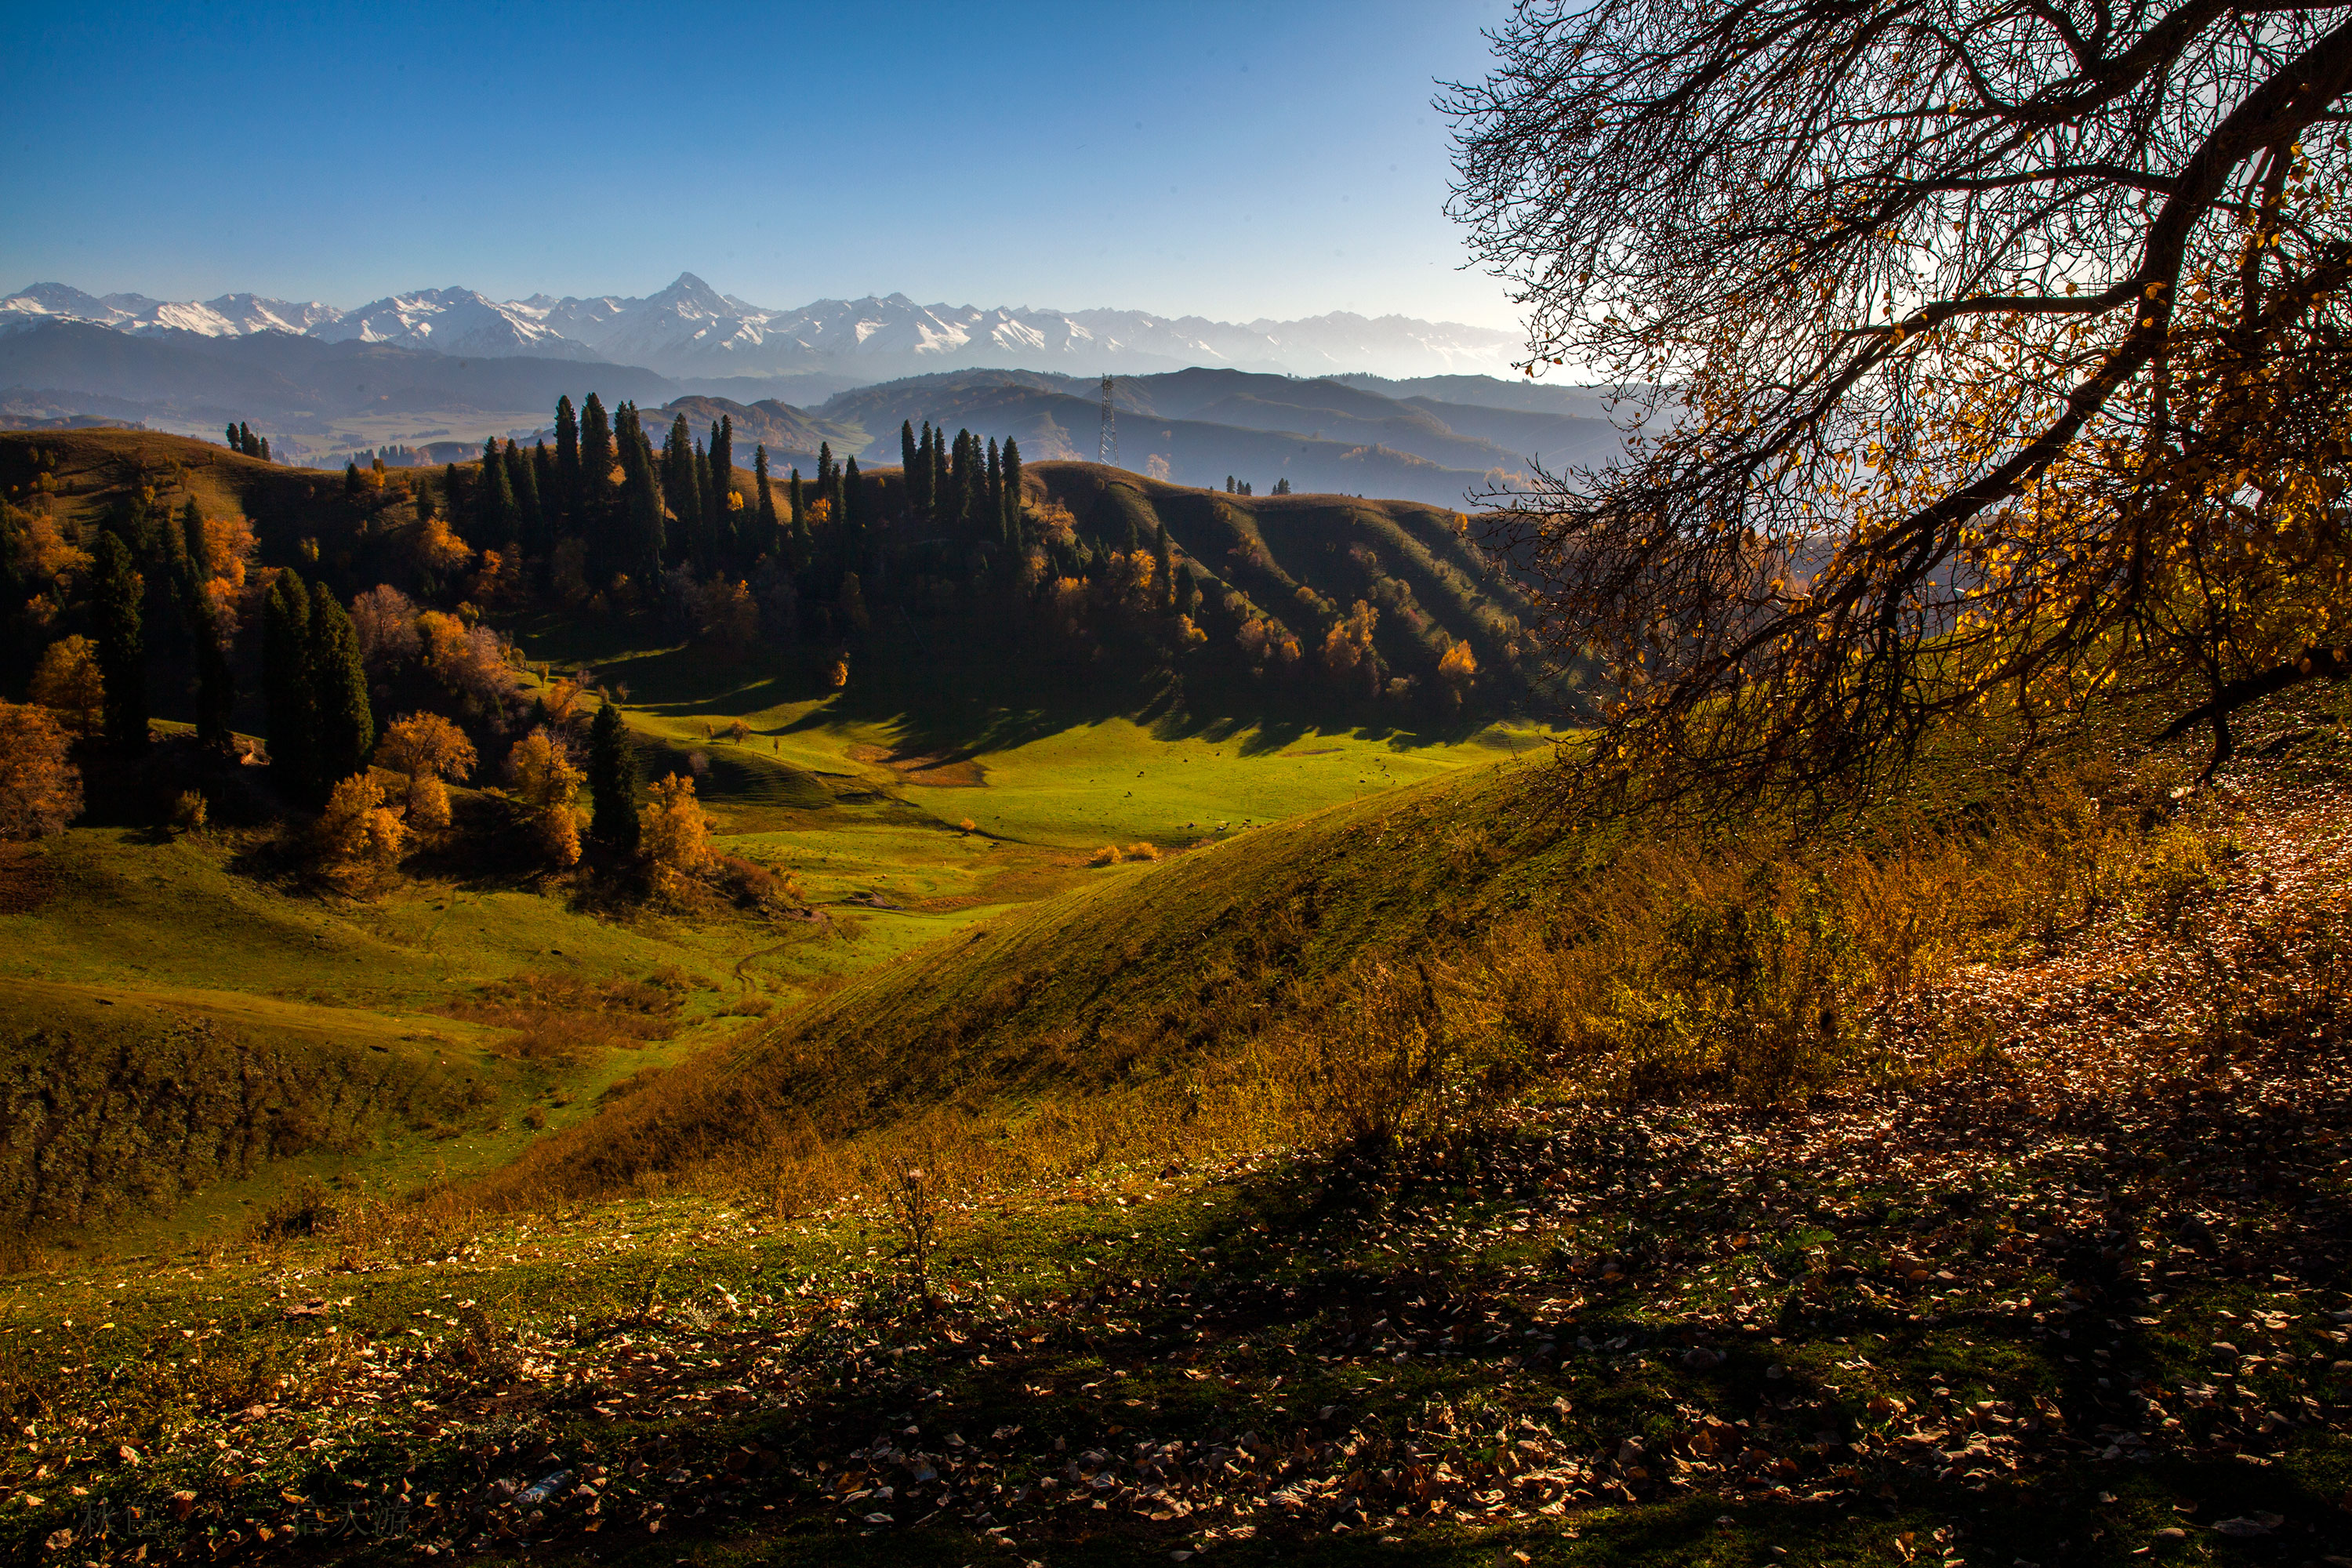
left=641, top=773, right=713, bottom=898
left=1089, top=844, right=1121, bottom=866
left=169, top=789, right=209, bottom=835
left=714, top=852, right=797, bottom=908
left=0, top=703, right=82, bottom=840
left=312, top=773, right=407, bottom=891
left=1123, top=842, right=1161, bottom=862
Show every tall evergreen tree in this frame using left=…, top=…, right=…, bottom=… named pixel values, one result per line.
left=554, top=394, right=581, bottom=534
left=615, top=403, right=666, bottom=586
left=753, top=445, right=778, bottom=566
left=695, top=440, right=717, bottom=569
left=1153, top=520, right=1174, bottom=612
left=308, top=587, right=373, bottom=788
left=900, top=420, right=918, bottom=504
left=986, top=437, right=1003, bottom=540
left=913, top=423, right=935, bottom=521
left=662, top=415, right=702, bottom=566
left=841, top=456, right=865, bottom=579
left=931, top=428, right=950, bottom=526
left=177, top=498, right=209, bottom=577
left=504, top=439, right=539, bottom=550
left=943, top=431, right=967, bottom=537
left=442, top=463, right=464, bottom=543
left=587, top=700, right=641, bottom=851
left=708, top=416, right=733, bottom=532
left=580, top=392, right=615, bottom=520
left=190, top=594, right=234, bottom=750
left=788, top=469, right=811, bottom=572
left=528, top=440, right=554, bottom=554
left=91, top=531, right=147, bottom=750
left=263, top=571, right=315, bottom=792
left=174, top=500, right=234, bottom=748
left=819, top=443, right=844, bottom=538
left=1001, top=437, right=1024, bottom=548
left=480, top=438, right=518, bottom=542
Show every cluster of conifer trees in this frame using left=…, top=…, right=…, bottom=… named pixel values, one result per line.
left=31, top=490, right=245, bottom=757
left=259, top=571, right=373, bottom=804
left=393, top=395, right=794, bottom=596
left=332, top=395, right=1243, bottom=655
left=224, top=423, right=270, bottom=461
left=900, top=421, right=1024, bottom=554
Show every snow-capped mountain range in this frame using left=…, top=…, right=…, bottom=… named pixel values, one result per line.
left=0, top=274, right=1523, bottom=380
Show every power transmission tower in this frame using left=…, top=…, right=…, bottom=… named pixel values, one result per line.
left=1098, top=374, right=1117, bottom=466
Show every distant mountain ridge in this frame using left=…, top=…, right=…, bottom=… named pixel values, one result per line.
left=1, top=273, right=1524, bottom=379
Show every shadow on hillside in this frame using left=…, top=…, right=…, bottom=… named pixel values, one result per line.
left=510, top=608, right=1516, bottom=769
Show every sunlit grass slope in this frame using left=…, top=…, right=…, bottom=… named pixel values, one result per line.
left=485, top=754, right=1583, bottom=1203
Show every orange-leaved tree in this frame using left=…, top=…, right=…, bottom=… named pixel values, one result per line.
left=0, top=702, right=82, bottom=840
left=506, top=728, right=583, bottom=867
left=641, top=772, right=713, bottom=899
left=376, top=712, right=478, bottom=832
left=28, top=636, right=103, bottom=735
left=1449, top=1, right=2352, bottom=798
left=314, top=773, right=407, bottom=891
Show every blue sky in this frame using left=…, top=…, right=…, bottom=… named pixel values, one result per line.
left=0, top=1, right=1524, bottom=330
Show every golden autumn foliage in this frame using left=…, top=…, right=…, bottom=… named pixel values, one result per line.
left=1237, top=615, right=1302, bottom=671
left=10, top=510, right=89, bottom=588
left=28, top=636, right=103, bottom=735
left=641, top=773, right=714, bottom=899
left=412, top=513, right=474, bottom=576
left=1452, top=2, right=2352, bottom=798
left=505, top=728, right=583, bottom=868
left=313, top=773, right=407, bottom=891
left=376, top=713, right=477, bottom=830
left=1319, top=599, right=1380, bottom=692
left=0, top=702, right=81, bottom=840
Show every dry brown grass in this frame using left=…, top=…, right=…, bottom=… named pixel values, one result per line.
left=437, top=968, right=684, bottom=1066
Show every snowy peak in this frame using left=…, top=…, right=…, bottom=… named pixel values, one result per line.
left=641, top=271, right=736, bottom=320
left=309, top=287, right=593, bottom=360
left=0, top=278, right=1525, bottom=379
left=0, top=282, right=342, bottom=338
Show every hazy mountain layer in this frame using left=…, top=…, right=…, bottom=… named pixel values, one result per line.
left=803, top=369, right=1622, bottom=506
left=0, top=320, right=1620, bottom=502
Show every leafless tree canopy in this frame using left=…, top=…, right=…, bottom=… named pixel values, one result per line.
left=1447, top=2, right=2352, bottom=800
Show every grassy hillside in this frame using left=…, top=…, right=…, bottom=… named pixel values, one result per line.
left=0, top=425, right=1570, bottom=1246
left=8, top=726, right=2344, bottom=1568
left=1021, top=458, right=1570, bottom=710
left=478, top=705, right=2248, bottom=1218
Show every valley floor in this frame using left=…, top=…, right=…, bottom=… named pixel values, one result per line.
left=7, top=768, right=2348, bottom=1566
